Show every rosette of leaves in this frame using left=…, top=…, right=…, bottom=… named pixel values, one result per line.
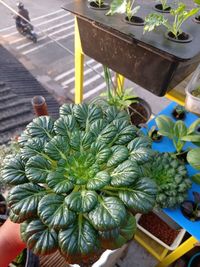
left=140, top=153, right=192, bottom=209
left=1, top=103, right=157, bottom=265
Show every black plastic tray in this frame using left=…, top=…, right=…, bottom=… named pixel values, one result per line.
left=63, top=0, right=200, bottom=96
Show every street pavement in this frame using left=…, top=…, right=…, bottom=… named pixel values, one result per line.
left=0, top=0, right=171, bottom=114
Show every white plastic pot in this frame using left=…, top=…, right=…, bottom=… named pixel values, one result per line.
left=69, top=244, right=128, bottom=267
left=185, top=64, right=200, bottom=116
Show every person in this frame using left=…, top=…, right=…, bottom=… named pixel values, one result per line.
left=15, top=2, right=33, bottom=31
left=16, top=2, right=30, bottom=24
left=0, top=219, right=25, bottom=267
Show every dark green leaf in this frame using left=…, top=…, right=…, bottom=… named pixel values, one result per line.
left=59, top=103, right=74, bottom=116
left=119, top=177, right=157, bottom=213
left=128, top=137, right=154, bottom=164
left=21, top=138, right=46, bottom=159
left=96, top=124, right=118, bottom=144
left=54, top=115, right=77, bottom=136
left=25, top=155, right=51, bottom=183
left=26, top=116, right=54, bottom=140
left=104, top=106, right=129, bottom=123
left=114, top=125, right=138, bottom=145
left=90, top=142, right=112, bottom=164
left=38, top=194, right=75, bottom=229
left=59, top=217, right=99, bottom=263
left=23, top=219, right=58, bottom=255
left=47, top=170, right=74, bottom=194
left=87, top=171, right=111, bottom=190
left=107, top=146, right=129, bottom=167
left=2, top=155, right=28, bottom=185
left=65, top=190, right=98, bottom=212
left=45, top=136, right=69, bottom=160
left=89, top=197, right=126, bottom=230
left=7, top=183, right=46, bottom=219
left=111, top=160, right=139, bottom=186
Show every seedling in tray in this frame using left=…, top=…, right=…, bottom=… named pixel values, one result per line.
left=144, top=3, right=200, bottom=41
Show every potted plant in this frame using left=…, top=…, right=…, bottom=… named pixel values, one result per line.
left=194, top=0, right=200, bottom=23
left=155, top=115, right=200, bottom=161
left=180, top=191, right=200, bottom=221
left=88, top=0, right=110, bottom=10
left=94, top=66, right=151, bottom=127
left=2, top=103, right=157, bottom=265
left=107, top=0, right=144, bottom=25
left=172, top=105, right=186, bottom=120
left=147, top=126, right=163, bottom=142
left=185, top=64, right=200, bottom=116
left=144, top=3, right=200, bottom=43
left=153, top=0, right=171, bottom=13
left=63, top=0, right=200, bottom=97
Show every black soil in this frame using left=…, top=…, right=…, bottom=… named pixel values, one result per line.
left=129, top=102, right=148, bottom=126
left=154, top=4, right=171, bottom=12
left=168, top=31, right=189, bottom=41
left=125, top=16, right=144, bottom=25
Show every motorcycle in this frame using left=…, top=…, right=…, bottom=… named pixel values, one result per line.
left=15, top=18, right=37, bottom=43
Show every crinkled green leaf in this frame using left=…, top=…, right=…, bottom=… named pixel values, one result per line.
left=111, top=160, right=139, bottom=186
left=128, top=137, right=154, bottom=164
left=90, top=119, right=107, bottom=137
left=25, top=155, right=51, bottom=183
left=45, top=136, right=69, bottom=160
left=59, top=103, right=74, bottom=116
left=96, top=124, right=118, bottom=144
left=119, top=177, right=157, bottom=213
left=47, top=170, right=74, bottom=194
left=54, top=115, right=77, bottom=136
left=89, top=197, right=126, bottom=230
left=65, top=190, right=98, bottom=212
left=104, top=106, right=129, bottom=123
left=22, top=219, right=58, bottom=255
left=73, top=103, right=103, bottom=129
left=59, top=217, right=99, bottom=264
left=26, top=116, right=54, bottom=140
left=87, top=171, right=111, bottom=190
left=91, top=142, right=112, bottom=164
left=107, top=146, right=129, bottom=167
left=38, top=194, right=75, bottom=230
left=2, top=155, right=28, bottom=185
left=9, top=209, right=27, bottom=223
left=21, top=138, right=46, bottom=159
left=114, top=124, right=138, bottom=145
left=8, top=183, right=46, bottom=219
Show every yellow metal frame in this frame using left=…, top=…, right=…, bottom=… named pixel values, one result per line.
left=74, top=16, right=198, bottom=266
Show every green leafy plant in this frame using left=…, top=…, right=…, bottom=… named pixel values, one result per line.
left=2, top=103, right=157, bottom=264
left=157, top=0, right=170, bottom=11
left=144, top=3, right=200, bottom=39
left=155, top=115, right=200, bottom=155
left=191, top=86, right=200, bottom=98
left=107, top=0, right=140, bottom=21
left=99, top=66, right=138, bottom=110
left=88, top=0, right=105, bottom=8
left=140, top=153, right=192, bottom=208
left=172, top=105, right=186, bottom=120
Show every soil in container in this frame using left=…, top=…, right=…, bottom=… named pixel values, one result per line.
left=138, top=212, right=180, bottom=246
left=88, top=1, right=109, bottom=10
left=166, top=32, right=193, bottom=43
left=172, top=105, right=186, bottom=120
left=128, top=100, right=151, bottom=127
left=154, top=4, right=171, bottom=13
left=176, top=150, right=188, bottom=164
left=124, top=16, right=144, bottom=26
left=191, top=87, right=200, bottom=98
left=194, top=15, right=200, bottom=24
left=149, top=129, right=163, bottom=142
